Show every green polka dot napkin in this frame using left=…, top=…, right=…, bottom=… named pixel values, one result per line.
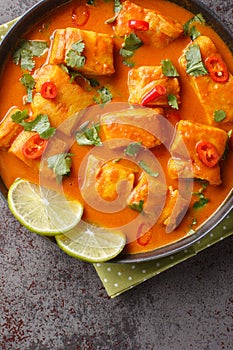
left=1, top=18, right=232, bottom=298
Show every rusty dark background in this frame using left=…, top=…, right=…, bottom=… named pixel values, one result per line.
left=0, top=0, right=232, bottom=349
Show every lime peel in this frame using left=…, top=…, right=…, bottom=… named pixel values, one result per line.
left=7, top=178, right=83, bottom=236
left=55, top=220, right=126, bottom=262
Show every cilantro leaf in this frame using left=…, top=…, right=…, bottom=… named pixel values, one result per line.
left=161, top=59, right=180, bottom=77
left=76, top=121, right=102, bottom=146
left=192, top=181, right=209, bottom=209
left=20, top=73, right=35, bottom=103
left=119, top=48, right=134, bottom=58
left=93, top=86, right=112, bottom=105
left=11, top=109, right=29, bottom=123
left=66, top=39, right=86, bottom=69
left=12, top=111, right=55, bottom=139
left=138, top=160, right=159, bottom=177
left=13, top=39, right=48, bottom=71
left=185, top=43, right=208, bottom=76
left=123, top=33, right=143, bottom=51
left=188, top=26, right=201, bottom=41
left=124, top=142, right=141, bottom=157
left=214, top=110, right=226, bottom=122
left=129, top=200, right=144, bottom=213
left=168, top=94, right=179, bottom=110
left=193, top=195, right=209, bottom=209
left=120, top=33, right=143, bottom=67
left=114, top=0, right=122, bottom=13
left=47, top=153, right=73, bottom=182
left=183, top=13, right=206, bottom=39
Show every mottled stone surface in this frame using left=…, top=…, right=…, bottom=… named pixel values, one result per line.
left=0, top=0, right=232, bottom=349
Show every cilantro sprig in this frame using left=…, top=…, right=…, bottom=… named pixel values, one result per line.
left=168, top=94, right=179, bottom=110
left=193, top=180, right=209, bottom=209
left=20, top=73, right=35, bottom=103
left=138, top=160, right=159, bottom=177
left=120, top=33, right=143, bottom=67
left=129, top=199, right=144, bottom=213
left=13, top=39, right=48, bottom=71
left=93, top=86, right=112, bottom=105
left=124, top=142, right=141, bottom=157
left=11, top=110, right=55, bottom=139
left=76, top=121, right=102, bottom=146
left=161, top=59, right=180, bottom=77
left=185, top=43, right=208, bottom=77
left=47, top=153, right=73, bottom=182
left=183, top=13, right=206, bottom=40
left=214, top=110, right=226, bottom=122
left=66, top=40, right=86, bottom=69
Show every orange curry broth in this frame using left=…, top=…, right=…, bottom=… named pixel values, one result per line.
left=0, top=0, right=232, bottom=254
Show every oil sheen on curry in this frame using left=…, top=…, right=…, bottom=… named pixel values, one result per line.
left=0, top=0, right=232, bottom=254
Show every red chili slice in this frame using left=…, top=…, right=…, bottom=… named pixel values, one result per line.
left=196, top=141, right=220, bottom=167
left=205, top=55, right=229, bottom=83
left=128, top=19, right=149, bottom=31
left=41, top=82, right=57, bottom=99
left=141, top=85, right=167, bottom=106
left=22, top=134, right=48, bottom=160
left=72, top=5, right=90, bottom=27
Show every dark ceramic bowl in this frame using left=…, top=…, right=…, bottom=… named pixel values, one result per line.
left=0, top=0, right=232, bottom=263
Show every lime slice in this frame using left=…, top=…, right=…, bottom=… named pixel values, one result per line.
left=8, top=178, right=83, bottom=236
left=55, top=221, right=126, bottom=262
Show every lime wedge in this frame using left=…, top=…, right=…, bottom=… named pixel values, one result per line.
left=8, top=178, right=83, bottom=236
left=55, top=221, right=126, bottom=262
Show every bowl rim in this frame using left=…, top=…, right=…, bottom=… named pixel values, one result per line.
left=0, top=0, right=232, bottom=263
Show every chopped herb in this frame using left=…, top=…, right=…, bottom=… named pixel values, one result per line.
left=119, top=48, right=134, bottom=58
left=11, top=109, right=29, bottom=123
left=87, top=0, right=95, bottom=5
left=129, top=200, right=144, bottom=213
left=13, top=39, right=48, bottom=71
left=192, top=181, right=209, bottom=209
left=214, top=109, right=226, bottom=122
left=60, top=64, right=100, bottom=87
left=124, top=142, right=141, bottom=157
left=120, top=33, right=143, bottom=67
left=185, top=43, right=208, bottom=76
left=12, top=110, right=55, bottom=139
left=123, top=60, right=135, bottom=67
left=47, top=153, right=73, bottom=182
left=123, top=33, right=143, bottom=51
left=20, top=73, right=35, bottom=103
left=183, top=13, right=206, bottom=40
left=76, top=121, right=102, bottom=146
left=66, top=39, right=86, bottom=69
left=168, top=94, right=179, bottom=110
left=193, top=195, right=209, bottom=209
left=138, top=160, right=159, bottom=177
left=161, top=59, right=180, bottom=77
left=105, top=0, right=122, bottom=24
left=93, top=86, right=112, bottom=105
left=188, top=26, right=201, bottom=41
left=114, top=0, right=122, bottom=13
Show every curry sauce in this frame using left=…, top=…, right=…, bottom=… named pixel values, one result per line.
left=0, top=0, right=232, bottom=255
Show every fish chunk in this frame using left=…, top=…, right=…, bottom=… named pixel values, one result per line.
left=168, top=120, right=228, bottom=185
left=100, top=106, right=164, bottom=148
left=128, top=65, right=180, bottom=107
left=0, top=108, right=23, bottom=150
left=179, top=35, right=233, bottom=125
left=48, top=28, right=115, bottom=76
left=95, top=159, right=137, bottom=201
left=114, top=1, right=183, bottom=47
left=159, top=187, right=189, bottom=232
left=31, top=64, right=94, bottom=129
